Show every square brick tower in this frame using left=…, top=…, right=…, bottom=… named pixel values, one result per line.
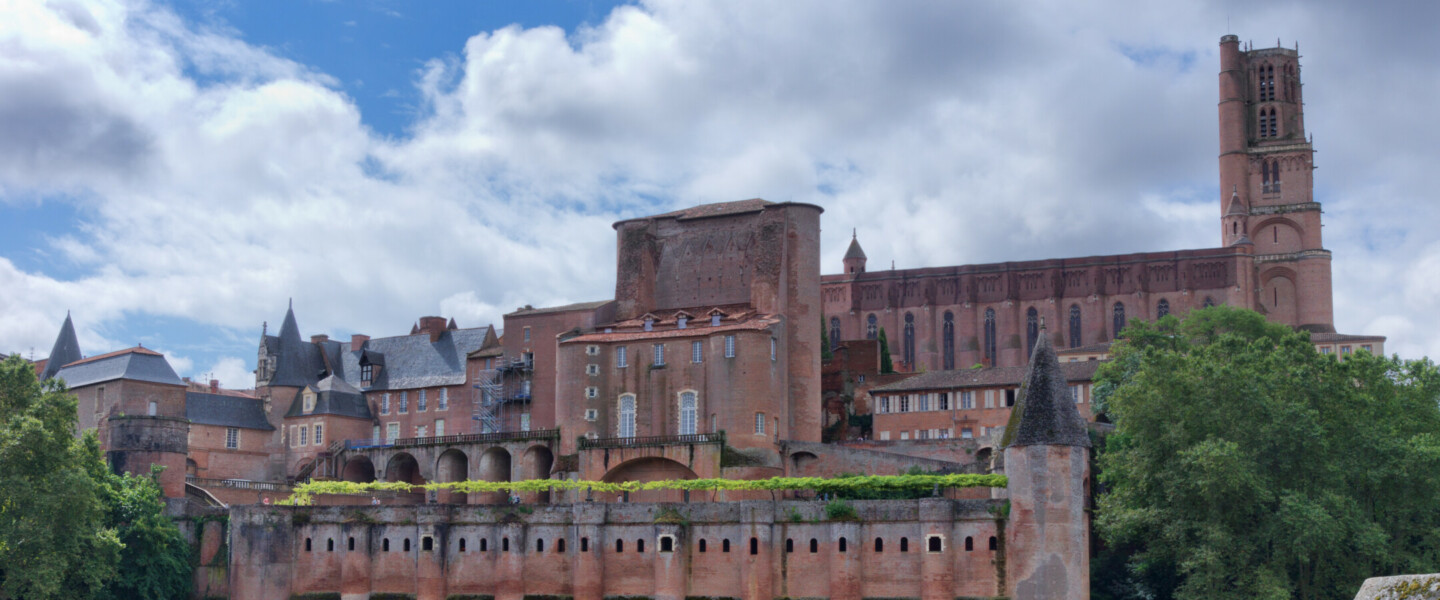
left=1218, top=35, right=1334, bottom=333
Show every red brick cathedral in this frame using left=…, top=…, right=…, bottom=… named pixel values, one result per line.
left=821, top=35, right=1375, bottom=370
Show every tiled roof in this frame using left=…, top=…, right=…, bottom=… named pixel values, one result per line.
left=870, top=360, right=1101, bottom=394
left=285, top=375, right=371, bottom=420
left=187, top=392, right=274, bottom=430
left=506, top=300, right=612, bottom=317
left=40, top=313, right=82, bottom=381
left=341, top=327, right=489, bottom=391
left=1057, top=342, right=1111, bottom=355
left=1310, top=332, right=1385, bottom=343
left=53, top=347, right=184, bottom=389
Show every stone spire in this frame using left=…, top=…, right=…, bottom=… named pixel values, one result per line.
left=40, top=312, right=82, bottom=381
left=1000, top=320, right=1091, bottom=448
left=843, top=229, right=868, bottom=275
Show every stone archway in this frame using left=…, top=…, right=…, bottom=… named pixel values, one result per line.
left=521, top=445, right=554, bottom=503
left=789, top=451, right=820, bottom=476
left=477, top=447, right=512, bottom=504
left=602, top=457, right=699, bottom=503
left=385, top=453, right=425, bottom=484
left=436, top=449, right=468, bottom=504
left=342, top=456, right=377, bottom=483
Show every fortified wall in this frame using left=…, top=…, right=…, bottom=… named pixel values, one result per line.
left=230, top=499, right=1012, bottom=600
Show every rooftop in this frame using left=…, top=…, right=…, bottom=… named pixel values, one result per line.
left=53, top=347, right=184, bottom=389
left=871, top=360, right=1101, bottom=394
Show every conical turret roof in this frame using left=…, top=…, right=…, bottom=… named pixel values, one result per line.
left=1000, top=324, right=1092, bottom=448
left=40, top=312, right=82, bottom=381
left=844, top=231, right=867, bottom=260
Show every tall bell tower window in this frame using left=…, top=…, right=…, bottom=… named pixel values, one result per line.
left=1113, top=302, right=1127, bottom=338
left=983, top=309, right=997, bottom=366
left=1068, top=305, right=1082, bottom=348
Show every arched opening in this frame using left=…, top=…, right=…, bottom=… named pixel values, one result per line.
left=384, top=452, right=425, bottom=502
left=839, top=537, right=847, bottom=552
left=1262, top=272, right=1299, bottom=326
left=790, top=451, right=820, bottom=476
left=942, top=311, right=955, bottom=370
left=601, top=457, right=698, bottom=502
left=866, top=314, right=877, bottom=339
left=186, top=458, right=199, bottom=477
left=521, top=445, right=554, bottom=503
left=975, top=447, right=993, bottom=472
left=699, top=539, right=707, bottom=553
left=809, top=538, right=818, bottom=553
left=436, top=449, right=468, bottom=504
left=965, top=536, right=973, bottom=551
left=983, top=309, right=997, bottom=366
left=874, top=537, right=884, bottom=552
left=1112, top=302, right=1127, bottom=339
left=900, top=537, right=909, bottom=552
left=478, top=447, right=512, bottom=504
left=1157, top=299, right=1171, bottom=319
left=341, top=456, right=376, bottom=483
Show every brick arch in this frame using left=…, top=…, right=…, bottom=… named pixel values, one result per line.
left=1251, top=216, right=1305, bottom=254
left=1259, top=267, right=1300, bottom=326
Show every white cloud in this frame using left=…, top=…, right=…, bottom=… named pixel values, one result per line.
left=1, top=0, right=1438, bottom=368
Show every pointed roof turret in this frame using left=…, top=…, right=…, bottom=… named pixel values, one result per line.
left=40, top=312, right=82, bottom=381
left=447, top=317, right=458, bottom=330
left=843, top=229, right=867, bottom=260
left=1225, top=186, right=1248, bottom=217
left=266, top=302, right=326, bottom=388
left=1001, top=321, right=1091, bottom=448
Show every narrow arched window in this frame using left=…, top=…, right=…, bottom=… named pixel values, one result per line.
left=1025, top=307, right=1039, bottom=356
left=875, top=537, right=884, bottom=552
left=1157, top=299, right=1170, bottom=319
left=698, top=539, right=707, bottom=553
left=1269, top=108, right=1277, bottom=137
left=902, top=313, right=915, bottom=367
left=965, top=536, right=974, bottom=551
left=750, top=537, right=758, bottom=555
left=581, top=537, right=589, bottom=552
left=810, top=538, right=819, bottom=553
left=900, top=537, right=909, bottom=552
left=678, top=391, right=697, bottom=435
left=557, top=538, right=566, bottom=553
left=866, top=314, right=877, bottom=339
left=723, top=539, right=731, bottom=553
left=830, top=317, right=842, bottom=350
left=536, top=539, right=544, bottom=553
left=349, top=537, right=356, bottom=551
left=839, top=537, right=848, bottom=553
left=1113, top=303, right=1126, bottom=338
left=988, top=536, right=998, bottom=551
left=383, top=538, right=390, bottom=552
left=616, top=539, right=624, bottom=553
left=1068, top=305, right=1082, bottom=348
left=637, top=539, right=645, bottom=553
left=502, top=537, right=509, bottom=552
left=403, top=538, right=411, bottom=552
left=481, top=538, right=488, bottom=552
left=305, top=538, right=312, bottom=552
left=942, top=311, right=955, bottom=370
left=983, top=309, right=997, bottom=366
left=786, top=538, right=794, bottom=553
left=459, top=538, right=466, bottom=552
left=618, top=394, right=636, bottom=438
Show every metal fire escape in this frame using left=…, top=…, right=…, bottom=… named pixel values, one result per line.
left=471, top=353, right=533, bottom=433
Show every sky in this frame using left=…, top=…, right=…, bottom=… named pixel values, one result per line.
left=2, top=0, right=1438, bottom=389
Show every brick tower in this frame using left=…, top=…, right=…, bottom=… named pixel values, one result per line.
left=1001, top=325, right=1091, bottom=599
left=1218, top=35, right=1334, bottom=332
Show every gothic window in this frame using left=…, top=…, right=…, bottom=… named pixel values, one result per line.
left=942, top=312, right=955, bottom=370
left=678, top=391, right=697, bottom=435
left=830, top=317, right=842, bottom=350
left=1113, top=302, right=1127, bottom=338
left=618, top=394, right=636, bottom=438
left=1069, top=305, right=1082, bottom=348
left=1272, top=160, right=1281, bottom=192
left=1203, top=296, right=1216, bottom=308
left=866, top=314, right=877, bottom=339
left=983, top=309, right=997, bottom=366
left=1158, top=299, right=1171, bottom=319
left=1025, top=307, right=1039, bottom=356
left=902, top=313, right=915, bottom=367
left=1268, top=108, right=1277, bottom=138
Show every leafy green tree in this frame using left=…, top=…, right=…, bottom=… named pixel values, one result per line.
left=878, top=327, right=894, bottom=374
left=0, top=355, right=193, bottom=600
left=821, top=316, right=833, bottom=362
left=1093, top=307, right=1440, bottom=600
left=0, top=355, right=120, bottom=599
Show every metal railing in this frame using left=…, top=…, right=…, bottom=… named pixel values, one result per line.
left=579, top=431, right=725, bottom=450
left=343, top=429, right=560, bottom=451
left=186, top=476, right=292, bottom=492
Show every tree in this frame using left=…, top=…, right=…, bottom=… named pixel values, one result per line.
left=877, top=327, right=894, bottom=374
left=821, top=316, right=833, bottom=362
left=1093, top=307, right=1440, bottom=600
left=0, top=355, right=192, bottom=600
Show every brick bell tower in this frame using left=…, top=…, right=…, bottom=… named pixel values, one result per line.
left=1218, top=35, right=1335, bottom=333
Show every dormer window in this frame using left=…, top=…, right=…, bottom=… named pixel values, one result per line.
left=644, top=318, right=654, bottom=332
left=361, top=363, right=373, bottom=383
left=677, top=316, right=687, bottom=329
left=303, top=392, right=316, bottom=413
left=711, top=314, right=721, bottom=326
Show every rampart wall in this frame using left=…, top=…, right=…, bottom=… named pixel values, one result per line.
left=230, top=498, right=1010, bottom=600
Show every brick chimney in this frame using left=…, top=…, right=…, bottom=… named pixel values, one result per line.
left=209, top=379, right=219, bottom=392
left=311, top=334, right=329, bottom=344
left=350, top=334, right=370, bottom=351
left=418, top=316, right=448, bottom=342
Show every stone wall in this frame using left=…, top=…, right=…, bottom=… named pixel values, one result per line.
left=229, top=498, right=1012, bottom=600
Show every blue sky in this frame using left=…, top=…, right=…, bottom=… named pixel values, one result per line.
left=3, top=0, right=1439, bottom=387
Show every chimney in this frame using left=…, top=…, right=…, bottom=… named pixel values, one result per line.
left=209, top=379, right=219, bottom=393
left=311, top=334, right=330, bottom=344
left=418, top=316, right=448, bottom=342
left=351, top=334, right=370, bottom=351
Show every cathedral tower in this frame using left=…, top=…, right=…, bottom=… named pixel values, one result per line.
left=1218, top=35, right=1334, bottom=332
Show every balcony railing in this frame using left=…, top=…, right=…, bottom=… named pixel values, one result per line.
left=345, top=429, right=561, bottom=451
left=186, top=476, right=292, bottom=492
left=579, top=431, right=726, bottom=450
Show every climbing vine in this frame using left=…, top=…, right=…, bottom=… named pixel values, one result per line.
left=280, top=473, right=1006, bottom=506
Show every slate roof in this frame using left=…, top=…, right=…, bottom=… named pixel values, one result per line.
left=870, top=360, right=1101, bottom=394
left=340, top=327, right=490, bottom=391
left=1001, top=331, right=1091, bottom=448
left=40, top=313, right=82, bottom=381
left=844, top=234, right=867, bottom=260
left=264, top=305, right=330, bottom=388
left=285, top=375, right=371, bottom=420
left=187, top=392, right=274, bottom=430
left=53, top=347, right=184, bottom=389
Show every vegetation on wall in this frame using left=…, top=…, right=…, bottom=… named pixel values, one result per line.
left=878, top=327, right=894, bottom=374
left=0, top=355, right=192, bottom=600
left=282, top=473, right=1006, bottom=505
left=1092, top=307, right=1440, bottom=600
